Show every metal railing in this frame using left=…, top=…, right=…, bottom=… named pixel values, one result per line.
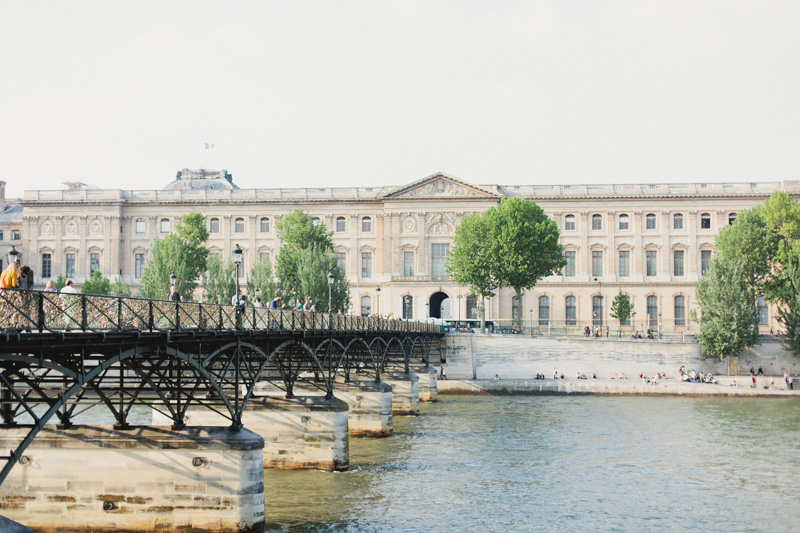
left=0, top=289, right=444, bottom=335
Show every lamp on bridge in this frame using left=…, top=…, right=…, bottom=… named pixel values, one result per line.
left=7, top=246, right=19, bottom=264
left=403, top=295, right=411, bottom=323
left=170, top=272, right=177, bottom=287
left=375, top=286, right=381, bottom=317
left=456, top=294, right=462, bottom=324
left=233, top=244, right=243, bottom=327
left=327, top=272, right=334, bottom=314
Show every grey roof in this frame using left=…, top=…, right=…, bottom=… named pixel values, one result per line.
left=0, top=203, right=22, bottom=223
left=163, top=168, right=239, bottom=191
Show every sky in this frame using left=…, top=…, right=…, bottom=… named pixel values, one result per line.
left=1, top=1, right=799, bottom=198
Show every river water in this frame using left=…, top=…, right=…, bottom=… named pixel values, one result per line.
left=264, top=395, right=800, bottom=532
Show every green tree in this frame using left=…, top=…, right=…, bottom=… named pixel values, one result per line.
left=203, top=256, right=236, bottom=305
left=447, top=213, right=495, bottom=330
left=139, top=211, right=209, bottom=300
left=294, top=246, right=349, bottom=313
left=777, top=260, right=800, bottom=356
left=693, top=257, right=758, bottom=360
left=109, top=277, right=132, bottom=298
left=246, top=256, right=277, bottom=307
left=609, top=290, right=634, bottom=337
left=275, top=210, right=335, bottom=295
left=447, top=197, right=565, bottom=328
left=54, top=274, right=66, bottom=292
left=80, top=270, right=112, bottom=295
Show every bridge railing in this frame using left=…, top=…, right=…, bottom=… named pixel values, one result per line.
left=0, top=289, right=444, bottom=335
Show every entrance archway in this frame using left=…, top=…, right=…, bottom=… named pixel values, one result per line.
left=429, top=292, right=450, bottom=319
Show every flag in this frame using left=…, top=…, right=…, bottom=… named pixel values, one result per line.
left=204, top=143, right=214, bottom=149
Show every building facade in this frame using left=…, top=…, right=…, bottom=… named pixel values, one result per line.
left=16, top=171, right=793, bottom=334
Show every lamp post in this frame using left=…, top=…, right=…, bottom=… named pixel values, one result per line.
left=456, top=294, right=462, bottom=325
left=7, top=246, right=19, bottom=264
left=403, top=295, right=411, bottom=323
left=233, top=244, right=243, bottom=328
left=426, top=302, right=429, bottom=319
left=594, top=277, right=603, bottom=330
left=375, top=286, right=381, bottom=317
left=327, top=272, right=334, bottom=313
left=169, top=272, right=177, bottom=288
left=529, top=309, right=534, bottom=337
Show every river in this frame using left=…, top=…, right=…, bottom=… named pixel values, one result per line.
left=264, top=395, right=800, bottom=532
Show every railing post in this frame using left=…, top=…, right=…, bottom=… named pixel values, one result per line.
left=81, top=295, right=88, bottom=331
left=149, top=300, right=154, bottom=331
left=117, top=297, right=123, bottom=331
left=37, top=293, right=45, bottom=333
left=175, top=301, right=180, bottom=330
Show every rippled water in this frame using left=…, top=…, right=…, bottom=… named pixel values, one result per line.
left=264, top=396, right=800, bottom=532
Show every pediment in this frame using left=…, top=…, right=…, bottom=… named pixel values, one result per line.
left=382, top=173, right=500, bottom=200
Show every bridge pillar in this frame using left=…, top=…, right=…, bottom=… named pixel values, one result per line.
left=0, top=426, right=265, bottom=533
left=412, top=366, right=439, bottom=402
left=153, top=397, right=349, bottom=471
left=382, top=371, right=420, bottom=415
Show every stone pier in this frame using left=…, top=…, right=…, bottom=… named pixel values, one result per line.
left=332, top=380, right=393, bottom=437
left=153, top=396, right=350, bottom=471
left=382, top=371, right=420, bottom=415
left=0, top=426, right=265, bottom=533
left=412, top=366, right=438, bottom=402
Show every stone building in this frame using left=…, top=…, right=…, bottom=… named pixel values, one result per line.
left=17, top=170, right=793, bottom=333
left=0, top=181, right=23, bottom=274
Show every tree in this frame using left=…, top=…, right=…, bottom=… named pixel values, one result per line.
left=139, top=211, right=209, bottom=300
left=776, top=259, right=800, bottom=356
left=447, top=213, right=495, bottom=330
left=294, top=246, right=349, bottom=313
left=109, top=277, right=132, bottom=298
left=275, top=210, right=335, bottom=295
left=609, top=290, right=634, bottom=337
left=246, top=256, right=278, bottom=307
left=447, top=197, right=565, bottom=329
left=203, top=256, right=235, bottom=305
left=693, top=257, right=759, bottom=360
left=54, top=275, right=66, bottom=292
left=80, top=270, right=112, bottom=295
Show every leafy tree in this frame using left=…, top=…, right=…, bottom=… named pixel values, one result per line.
left=109, top=277, right=132, bottom=298
left=294, top=246, right=349, bottom=313
left=54, top=274, right=66, bottom=292
left=609, top=290, right=634, bottom=337
left=693, top=257, right=758, bottom=359
left=777, top=260, right=800, bottom=356
left=80, top=270, right=112, bottom=295
left=447, top=214, right=495, bottom=330
left=275, top=210, right=335, bottom=295
left=246, top=256, right=278, bottom=307
left=203, top=256, right=235, bottom=305
left=447, top=197, right=565, bottom=328
left=139, top=211, right=209, bottom=300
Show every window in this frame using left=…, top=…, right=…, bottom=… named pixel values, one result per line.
left=757, top=296, right=768, bottom=326
left=647, top=296, right=658, bottom=326
left=591, top=251, right=602, bottom=277
left=729, top=213, right=737, bottom=225
left=337, top=252, right=346, bottom=272
left=539, top=296, right=550, bottom=326
left=361, top=296, right=371, bottom=317
left=431, top=243, right=449, bottom=277
left=701, top=250, right=712, bottom=275
left=592, top=214, right=602, bottom=230
left=511, top=296, right=519, bottom=320
left=312, top=217, right=321, bottom=226
left=618, top=251, right=630, bottom=277
left=135, top=219, right=145, bottom=234
left=209, top=218, right=220, bottom=233
left=645, top=213, right=656, bottom=230
left=673, top=250, right=684, bottom=276
left=11, top=230, right=20, bottom=240
left=403, top=296, right=413, bottom=320
left=564, top=251, right=576, bottom=277
left=361, top=217, right=372, bottom=232
left=673, top=213, right=684, bottom=230
left=403, top=251, right=414, bottom=276
left=466, top=296, right=477, bottom=319
left=260, top=217, right=270, bottom=233
left=618, top=214, right=629, bottom=230
left=259, top=252, right=270, bottom=264
left=700, top=213, right=711, bottom=229
left=135, top=253, right=145, bottom=278
left=0, top=260, right=3, bottom=272
left=675, top=296, right=686, bottom=326
left=565, top=215, right=576, bottom=231
left=336, top=217, right=346, bottom=232
left=90, top=253, right=100, bottom=274
left=235, top=217, right=245, bottom=233
left=361, top=252, right=372, bottom=278
left=592, top=296, right=603, bottom=326
left=565, top=296, right=576, bottom=325
left=0, top=230, right=3, bottom=240
left=66, top=253, right=76, bottom=278
left=160, top=218, right=170, bottom=233
left=41, top=253, right=51, bottom=278
left=646, top=250, right=657, bottom=276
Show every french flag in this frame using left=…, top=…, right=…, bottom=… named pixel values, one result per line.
left=204, top=143, right=214, bottom=149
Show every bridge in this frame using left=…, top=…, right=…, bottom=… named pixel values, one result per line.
left=0, top=288, right=445, bottom=531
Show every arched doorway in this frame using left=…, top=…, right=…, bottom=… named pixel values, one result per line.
left=429, top=292, right=450, bottom=319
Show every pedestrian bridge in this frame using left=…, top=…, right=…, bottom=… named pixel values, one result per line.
left=0, top=288, right=445, bottom=487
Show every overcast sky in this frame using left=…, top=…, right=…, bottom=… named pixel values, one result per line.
left=2, top=1, right=799, bottom=198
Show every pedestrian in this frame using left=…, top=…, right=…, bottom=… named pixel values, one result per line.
left=168, top=285, right=181, bottom=301
left=757, top=366, right=764, bottom=376
left=789, top=374, right=794, bottom=391
left=295, top=298, right=303, bottom=311
left=19, top=265, right=34, bottom=290
left=44, top=280, right=56, bottom=292
left=269, top=296, right=280, bottom=309
left=253, top=297, right=263, bottom=308
left=769, top=376, right=775, bottom=390
left=60, top=279, right=78, bottom=295
left=750, top=374, right=756, bottom=388
left=440, top=366, right=447, bottom=380
left=605, top=325, right=609, bottom=337
left=0, top=261, right=20, bottom=289
left=304, top=297, right=313, bottom=311
left=749, top=367, right=755, bottom=377
left=784, top=371, right=790, bottom=388
left=553, top=367, right=558, bottom=380
left=584, top=325, right=590, bottom=337
left=231, top=289, right=245, bottom=309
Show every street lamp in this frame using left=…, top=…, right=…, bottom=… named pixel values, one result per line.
left=233, top=244, right=243, bottom=328
left=169, top=272, right=177, bottom=286
left=375, top=286, right=381, bottom=317
left=529, top=309, right=534, bottom=337
left=7, top=246, right=19, bottom=264
left=327, top=272, right=334, bottom=313
left=426, top=302, right=429, bottom=318
left=403, top=295, right=411, bottom=322
left=456, top=294, right=462, bottom=325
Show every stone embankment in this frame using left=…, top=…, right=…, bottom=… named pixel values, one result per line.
left=438, top=378, right=800, bottom=397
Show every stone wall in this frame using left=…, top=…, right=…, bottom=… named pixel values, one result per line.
left=444, top=334, right=800, bottom=379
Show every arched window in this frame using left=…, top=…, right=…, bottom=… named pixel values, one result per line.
left=135, top=218, right=145, bottom=234
left=360, top=296, right=372, bottom=317
left=757, top=296, right=768, bottom=325
left=235, top=217, right=245, bottom=233
left=618, top=214, right=629, bottom=230
left=729, top=213, right=737, bottom=225
left=674, top=296, right=686, bottom=326
left=673, top=213, right=684, bottom=230
left=565, top=296, right=576, bottom=325
left=645, top=213, right=656, bottom=229
left=538, top=296, right=550, bottom=325
left=361, top=216, right=372, bottom=232
left=402, top=296, right=413, bottom=320
left=260, top=217, right=270, bottom=233
left=209, top=218, right=220, bottom=234
left=466, top=296, right=478, bottom=320
left=564, top=215, right=576, bottom=231
left=312, top=217, right=321, bottom=226
left=700, top=213, right=711, bottom=229
left=592, top=296, right=603, bottom=326
left=160, top=218, right=170, bottom=233
left=592, top=214, right=602, bottom=230
left=647, top=296, right=658, bottom=327
left=336, top=217, right=346, bottom=232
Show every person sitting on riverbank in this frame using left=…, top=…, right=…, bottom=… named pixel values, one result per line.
left=592, top=373, right=597, bottom=379
left=619, top=373, right=626, bottom=379
left=494, top=374, right=500, bottom=380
